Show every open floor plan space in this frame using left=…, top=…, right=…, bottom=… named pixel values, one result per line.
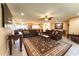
left=0, top=3, right=79, bottom=56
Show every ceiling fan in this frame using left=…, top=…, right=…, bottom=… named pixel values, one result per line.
left=38, top=12, right=55, bottom=21
left=41, top=15, right=53, bottom=20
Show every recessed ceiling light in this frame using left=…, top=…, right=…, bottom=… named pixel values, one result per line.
left=21, top=12, right=24, bottom=16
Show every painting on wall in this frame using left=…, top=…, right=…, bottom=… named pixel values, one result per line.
left=55, top=23, right=63, bottom=29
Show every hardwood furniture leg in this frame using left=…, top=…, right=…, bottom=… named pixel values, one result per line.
left=13, top=39, right=15, bottom=44
left=20, top=36, right=22, bottom=52
left=9, top=39, right=12, bottom=55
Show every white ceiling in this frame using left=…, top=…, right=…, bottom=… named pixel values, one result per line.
left=7, top=3, right=79, bottom=22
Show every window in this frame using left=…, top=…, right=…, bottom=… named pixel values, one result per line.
left=43, top=23, right=50, bottom=32
left=32, top=24, right=40, bottom=29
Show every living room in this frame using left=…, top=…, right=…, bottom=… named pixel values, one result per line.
left=0, top=3, right=79, bottom=56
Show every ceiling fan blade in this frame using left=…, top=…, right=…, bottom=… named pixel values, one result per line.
left=39, top=17, right=45, bottom=20
left=48, top=17, right=53, bottom=20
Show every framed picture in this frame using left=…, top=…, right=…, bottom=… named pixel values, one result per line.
left=55, top=23, right=63, bottom=29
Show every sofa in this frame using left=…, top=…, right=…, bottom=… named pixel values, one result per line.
left=70, top=34, right=79, bottom=43
left=22, top=30, right=39, bottom=38
left=42, top=30, right=63, bottom=41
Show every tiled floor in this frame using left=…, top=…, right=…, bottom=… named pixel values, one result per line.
left=61, top=37, right=79, bottom=56
left=11, top=37, right=79, bottom=56
left=11, top=39, right=28, bottom=56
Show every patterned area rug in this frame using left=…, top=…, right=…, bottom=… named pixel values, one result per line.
left=23, top=36, right=72, bottom=56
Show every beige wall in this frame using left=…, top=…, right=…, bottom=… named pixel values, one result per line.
left=63, top=21, right=69, bottom=36
left=0, top=28, right=12, bottom=56
left=0, top=3, right=2, bottom=27
left=63, top=22, right=68, bottom=30
left=69, top=17, right=79, bottom=35
left=0, top=28, right=7, bottom=56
